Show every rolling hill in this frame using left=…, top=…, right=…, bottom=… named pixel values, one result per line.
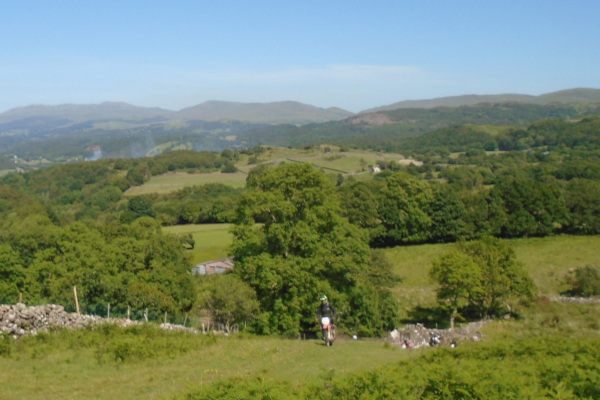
left=0, top=100, right=352, bottom=132
left=361, top=87, right=600, bottom=113
left=177, top=100, right=352, bottom=124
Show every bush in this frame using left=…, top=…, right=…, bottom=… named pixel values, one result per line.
left=563, top=265, right=600, bottom=297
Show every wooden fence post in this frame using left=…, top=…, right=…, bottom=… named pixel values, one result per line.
left=73, top=286, right=80, bottom=315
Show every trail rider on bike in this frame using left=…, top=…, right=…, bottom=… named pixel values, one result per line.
left=316, top=295, right=336, bottom=338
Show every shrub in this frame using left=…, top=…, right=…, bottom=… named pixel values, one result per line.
left=563, top=265, right=600, bottom=297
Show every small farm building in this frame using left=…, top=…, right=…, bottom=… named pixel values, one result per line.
left=192, top=258, right=234, bottom=275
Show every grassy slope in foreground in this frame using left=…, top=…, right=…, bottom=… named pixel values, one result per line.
left=1, top=235, right=598, bottom=399
left=0, top=333, right=406, bottom=400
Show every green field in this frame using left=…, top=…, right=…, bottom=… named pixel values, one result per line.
left=0, top=331, right=407, bottom=400
left=125, top=172, right=248, bottom=196
left=2, top=234, right=599, bottom=399
left=163, top=224, right=233, bottom=263
left=125, top=146, right=408, bottom=196
left=385, top=235, right=600, bottom=317
left=238, top=146, right=406, bottom=175
left=166, top=225, right=600, bottom=315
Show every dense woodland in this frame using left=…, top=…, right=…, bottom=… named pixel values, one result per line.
left=1, top=109, right=600, bottom=336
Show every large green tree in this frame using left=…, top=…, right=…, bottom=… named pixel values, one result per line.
left=430, top=237, right=536, bottom=320
left=376, top=172, right=434, bottom=245
left=489, top=174, right=568, bottom=237
left=12, top=217, right=195, bottom=315
left=429, top=185, right=465, bottom=243
left=430, top=249, right=481, bottom=329
left=338, top=181, right=383, bottom=241
left=231, top=163, right=398, bottom=336
left=0, top=243, right=26, bottom=303
left=564, top=178, right=600, bottom=234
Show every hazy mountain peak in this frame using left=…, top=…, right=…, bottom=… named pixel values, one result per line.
left=177, top=100, right=353, bottom=124
left=359, top=88, right=600, bottom=113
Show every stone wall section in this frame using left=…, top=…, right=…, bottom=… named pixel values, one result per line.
left=0, top=303, right=198, bottom=338
left=388, top=320, right=491, bottom=349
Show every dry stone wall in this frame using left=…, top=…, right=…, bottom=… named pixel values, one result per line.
left=550, top=296, right=600, bottom=304
left=388, top=320, right=490, bottom=349
left=0, top=303, right=198, bottom=338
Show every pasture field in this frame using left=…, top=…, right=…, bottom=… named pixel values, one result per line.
left=2, top=234, right=599, bottom=399
left=165, top=224, right=600, bottom=317
left=0, top=330, right=407, bottom=400
left=385, top=235, right=600, bottom=318
left=126, top=146, right=407, bottom=195
left=163, top=223, right=233, bottom=263
left=124, top=172, right=248, bottom=196
left=243, top=146, right=406, bottom=174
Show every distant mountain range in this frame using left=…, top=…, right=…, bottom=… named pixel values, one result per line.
left=1, top=88, right=599, bottom=133
left=361, top=88, right=600, bottom=113
left=1, top=88, right=599, bottom=162
left=0, top=100, right=352, bottom=131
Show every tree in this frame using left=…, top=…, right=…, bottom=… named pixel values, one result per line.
left=430, top=249, right=481, bottom=329
left=231, top=163, right=398, bottom=336
left=430, top=237, right=536, bottom=320
left=429, top=185, right=465, bottom=243
left=490, top=174, right=568, bottom=237
left=338, top=181, right=383, bottom=242
left=377, top=172, right=434, bottom=244
left=20, top=218, right=195, bottom=315
left=460, top=237, right=536, bottom=317
left=564, top=179, right=600, bottom=234
left=563, top=266, right=600, bottom=297
left=197, top=273, right=259, bottom=334
left=121, top=195, right=156, bottom=223
left=0, top=244, right=26, bottom=303
left=128, top=195, right=156, bottom=219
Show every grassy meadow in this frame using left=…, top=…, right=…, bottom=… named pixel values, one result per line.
left=168, top=221, right=600, bottom=314
left=237, top=146, right=406, bottom=175
left=163, top=223, right=233, bottom=263
left=1, top=233, right=600, bottom=399
left=4, top=115, right=600, bottom=397
left=124, top=146, right=409, bottom=196
left=0, top=233, right=600, bottom=400
left=124, top=172, right=248, bottom=196
left=0, top=329, right=408, bottom=400
left=386, top=235, right=600, bottom=318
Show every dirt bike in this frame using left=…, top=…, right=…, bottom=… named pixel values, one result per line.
left=321, top=317, right=336, bottom=346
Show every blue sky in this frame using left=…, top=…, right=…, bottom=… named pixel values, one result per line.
left=2, top=1, right=599, bottom=113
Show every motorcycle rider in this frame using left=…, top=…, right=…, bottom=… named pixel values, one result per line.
left=316, top=295, right=337, bottom=339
